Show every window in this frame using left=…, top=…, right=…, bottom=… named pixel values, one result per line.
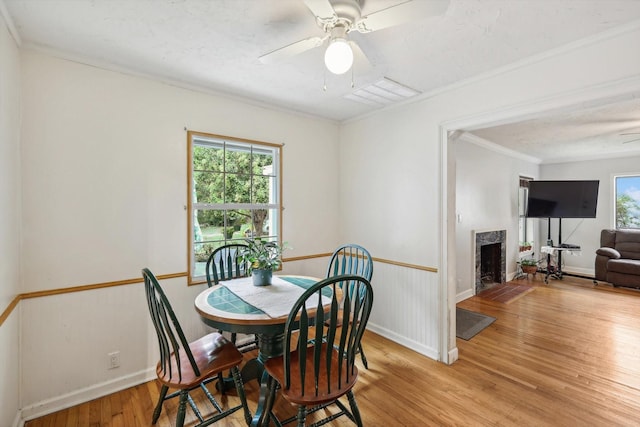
left=614, top=174, right=640, bottom=229
left=518, top=177, right=535, bottom=253
left=187, top=131, right=282, bottom=284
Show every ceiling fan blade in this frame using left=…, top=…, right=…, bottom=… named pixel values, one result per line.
left=623, top=137, right=640, bottom=144
left=355, top=0, right=449, bottom=33
left=259, top=36, right=326, bottom=64
left=349, top=40, right=372, bottom=70
left=303, top=0, right=337, bottom=21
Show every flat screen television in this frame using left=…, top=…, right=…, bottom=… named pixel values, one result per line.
left=526, top=180, right=599, bottom=218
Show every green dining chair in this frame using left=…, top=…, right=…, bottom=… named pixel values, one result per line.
left=205, top=243, right=249, bottom=285
left=205, top=243, right=258, bottom=352
left=260, top=274, right=374, bottom=427
left=142, top=268, right=251, bottom=427
left=326, top=244, right=373, bottom=368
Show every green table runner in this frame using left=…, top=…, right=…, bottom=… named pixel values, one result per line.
left=207, top=276, right=318, bottom=316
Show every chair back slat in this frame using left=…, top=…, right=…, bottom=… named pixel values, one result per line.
left=282, top=275, right=373, bottom=398
left=298, top=307, right=309, bottom=394
left=205, top=243, right=249, bottom=286
left=142, top=268, right=201, bottom=381
left=327, top=245, right=373, bottom=322
left=326, top=244, right=373, bottom=282
left=312, top=294, right=325, bottom=394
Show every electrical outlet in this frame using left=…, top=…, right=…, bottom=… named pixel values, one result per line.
left=108, top=351, right=120, bottom=369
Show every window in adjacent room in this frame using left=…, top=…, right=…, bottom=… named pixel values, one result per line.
left=614, top=174, right=640, bottom=229
left=187, top=131, right=282, bottom=284
left=519, top=176, right=535, bottom=253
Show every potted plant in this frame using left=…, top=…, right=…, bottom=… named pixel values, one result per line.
left=520, top=258, right=538, bottom=276
left=239, top=238, right=286, bottom=286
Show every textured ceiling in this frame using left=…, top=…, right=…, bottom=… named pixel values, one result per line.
left=470, top=95, right=640, bottom=163
left=3, top=0, right=640, bottom=161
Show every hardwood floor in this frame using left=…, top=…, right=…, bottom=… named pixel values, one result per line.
left=26, top=276, right=640, bottom=426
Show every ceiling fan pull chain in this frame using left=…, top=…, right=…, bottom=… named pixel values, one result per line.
left=323, top=69, right=327, bottom=92
left=351, top=66, right=354, bottom=88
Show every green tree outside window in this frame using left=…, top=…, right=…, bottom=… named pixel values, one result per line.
left=615, top=175, right=640, bottom=229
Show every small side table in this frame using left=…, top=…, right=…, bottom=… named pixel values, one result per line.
left=540, top=246, right=582, bottom=283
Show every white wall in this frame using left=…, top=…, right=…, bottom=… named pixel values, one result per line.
left=453, top=139, right=539, bottom=299
left=540, top=155, right=640, bottom=276
left=0, top=0, right=21, bottom=315
left=339, top=23, right=640, bottom=362
left=0, top=10, right=22, bottom=427
left=18, top=51, right=341, bottom=416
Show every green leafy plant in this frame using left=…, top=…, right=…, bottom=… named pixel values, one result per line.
left=239, top=238, right=287, bottom=273
left=520, top=258, right=537, bottom=266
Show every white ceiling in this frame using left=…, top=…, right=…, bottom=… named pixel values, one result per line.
left=468, top=95, right=640, bottom=163
left=3, top=0, right=640, bottom=162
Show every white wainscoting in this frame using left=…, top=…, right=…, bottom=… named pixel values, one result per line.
left=18, top=259, right=440, bottom=421
left=0, top=307, right=21, bottom=427
left=286, top=257, right=441, bottom=360
left=19, top=277, right=210, bottom=420
left=364, top=262, right=440, bottom=360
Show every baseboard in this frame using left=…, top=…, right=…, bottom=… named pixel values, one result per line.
left=447, top=347, right=459, bottom=365
left=561, top=267, right=595, bottom=278
left=366, top=323, right=439, bottom=361
left=12, top=411, right=23, bottom=427
left=20, top=367, right=156, bottom=421
left=456, top=288, right=474, bottom=303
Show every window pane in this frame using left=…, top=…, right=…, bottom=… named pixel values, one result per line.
left=252, top=175, right=272, bottom=204
left=194, top=144, right=223, bottom=172
left=616, top=175, right=640, bottom=229
left=225, top=173, right=251, bottom=203
left=233, top=209, right=255, bottom=239
left=253, top=151, right=274, bottom=174
left=225, top=146, right=251, bottom=174
left=198, top=212, right=225, bottom=241
left=194, top=171, right=223, bottom=204
left=194, top=242, right=215, bottom=277
left=247, top=208, right=279, bottom=238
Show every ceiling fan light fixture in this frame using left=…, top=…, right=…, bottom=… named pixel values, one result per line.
left=324, top=37, right=353, bottom=75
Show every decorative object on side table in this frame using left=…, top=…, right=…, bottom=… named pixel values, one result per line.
left=520, top=258, right=538, bottom=277
left=239, top=238, right=287, bottom=286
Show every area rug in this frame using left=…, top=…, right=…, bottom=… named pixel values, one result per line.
left=456, top=308, right=496, bottom=340
left=476, top=283, right=535, bottom=304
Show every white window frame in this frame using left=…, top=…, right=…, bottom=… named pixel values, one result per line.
left=518, top=176, right=535, bottom=257
left=187, top=131, right=283, bottom=285
left=613, top=173, right=640, bottom=230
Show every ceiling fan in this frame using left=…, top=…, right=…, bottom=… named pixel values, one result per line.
left=259, top=0, right=450, bottom=75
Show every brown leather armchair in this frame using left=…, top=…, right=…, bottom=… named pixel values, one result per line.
left=595, top=229, right=640, bottom=288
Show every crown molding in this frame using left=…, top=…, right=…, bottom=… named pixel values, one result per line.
left=456, top=131, right=542, bottom=164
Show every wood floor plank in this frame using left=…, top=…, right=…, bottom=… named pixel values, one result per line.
left=24, top=276, right=640, bottom=426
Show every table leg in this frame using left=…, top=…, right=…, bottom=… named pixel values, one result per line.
left=238, top=332, right=284, bottom=383
left=246, top=332, right=284, bottom=427
left=216, top=331, right=285, bottom=393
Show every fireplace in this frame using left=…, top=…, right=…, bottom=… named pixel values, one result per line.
left=474, top=229, right=506, bottom=294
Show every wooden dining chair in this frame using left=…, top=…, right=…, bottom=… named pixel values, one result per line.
left=261, top=274, right=374, bottom=427
left=142, top=268, right=251, bottom=427
left=326, top=244, right=373, bottom=368
left=205, top=243, right=258, bottom=352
